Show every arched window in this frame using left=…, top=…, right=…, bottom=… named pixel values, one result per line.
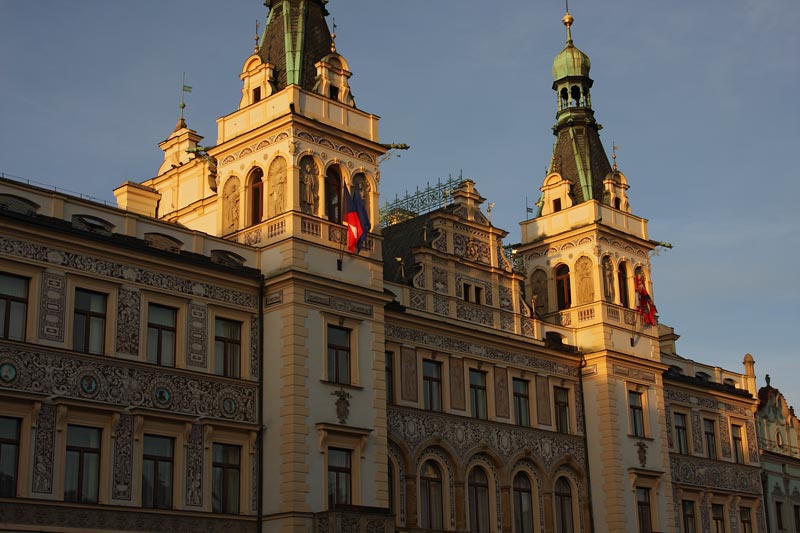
left=513, top=472, right=534, bottom=533
left=555, top=265, right=571, bottom=310
left=248, top=167, right=264, bottom=225
left=469, top=467, right=491, bottom=532
left=554, top=477, right=574, bottom=533
left=618, top=262, right=629, bottom=308
left=325, top=165, right=342, bottom=224
left=420, top=461, right=444, bottom=530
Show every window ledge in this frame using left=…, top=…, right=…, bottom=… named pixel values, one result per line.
left=320, top=379, right=364, bottom=391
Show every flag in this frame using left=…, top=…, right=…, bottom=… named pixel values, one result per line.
left=343, top=186, right=363, bottom=253
left=182, top=85, right=193, bottom=93
left=635, top=274, right=658, bottom=326
left=352, top=184, right=371, bottom=252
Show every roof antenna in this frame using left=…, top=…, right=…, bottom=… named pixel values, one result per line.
left=330, top=17, right=337, bottom=53
left=254, top=20, right=260, bottom=53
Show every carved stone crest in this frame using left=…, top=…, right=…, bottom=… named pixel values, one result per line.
left=332, top=388, right=352, bottom=424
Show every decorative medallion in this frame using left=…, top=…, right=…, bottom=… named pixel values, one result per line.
left=332, top=388, right=352, bottom=424
left=78, top=374, right=100, bottom=398
left=0, top=362, right=17, bottom=383
left=222, top=397, right=238, bottom=417
left=153, top=386, right=172, bottom=408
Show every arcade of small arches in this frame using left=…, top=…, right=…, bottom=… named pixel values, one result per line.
left=557, top=84, right=592, bottom=111
left=529, top=254, right=650, bottom=315
left=387, top=441, right=586, bottom=532
left=218, top=152, right=376, bottom=235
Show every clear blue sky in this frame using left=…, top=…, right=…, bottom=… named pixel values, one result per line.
left=1, top=1, right=798, bottom=406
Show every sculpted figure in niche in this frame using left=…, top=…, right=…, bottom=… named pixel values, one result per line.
left=222, top=177, right=240, bottom=233
left=531, top=269, right=549, bottom=315
left=602, top=256, right=615, bottom=301
left=299, top=155, right=318, bottom=214
left=575, top=256, right=594, bottom=304
left=268, top=156, right=287, bottom=217
left=352, top=172, right=370, bottom=215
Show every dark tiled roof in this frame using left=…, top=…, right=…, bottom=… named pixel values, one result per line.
left=552, top=121, right=611, bottom=203
left=382, top=214, right=434, bottom=285
left=663, top=368, right=753, bottom=399
left=260, top=0, right=332, bottom=91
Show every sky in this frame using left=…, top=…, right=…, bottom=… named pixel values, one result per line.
left=1, top=1, right=798, bottom=406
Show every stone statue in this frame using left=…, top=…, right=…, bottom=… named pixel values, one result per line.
left=353, top=173, right=370, bottom=214
left=299, top=156, right=318, bottom=214
left=531, top=269, right=548, bottom=313
left=222, top=177, right=240, bottom=232
left=575, top=256, right=594, bottom=304
left=268, top=156, right=287, bottom=216
left=602, top=256, right=615, bottom=301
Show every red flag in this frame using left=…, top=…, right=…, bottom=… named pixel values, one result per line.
left=635, top=275, right=658, bottom=326
left=343, top=186, right=363, bottom=253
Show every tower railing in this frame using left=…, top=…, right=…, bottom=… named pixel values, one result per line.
left=379, top=176, right=461, bottom=228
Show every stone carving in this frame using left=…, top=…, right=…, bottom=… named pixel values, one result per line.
left=494, top=368, right=509, bottom=419
left=186, top=304, right=208, bottom=368
left=268, top=156, right=287, bottom=217
left=389, top=406, right=585, bottom=468
left=432, top=229, right=447, bottom=252
left=575, top=256, right=594, bottom=305
left=692, top=410, right=703, bottom=454
left=1, top=237, right=258, bottom=309
left=250, top=315, right=259, bottom=378
left=612, top=365, right=655, bottom=382
left=295, top=129, right=376, bottom=164
left=574, top=384, right=584, bottom=433
left=412, top=267, right=424, bottom=289
left=720, top=415, right=732, bottom=458
left=665, top=404, right=673, bottom=448
left=265, top=291, right=283, bottom=306
left=499, top=286, right=513, bottom=311
left=602, top=256, right=614, bottom=301
left=115, top=288, right=141, bottom=356
left=38, top=271, right=66, bottom=342
left=385, top=324, right=577, bottom=377
left=669, top=455, right=761, bottom=494
left=332, top=388, right=352, bottom=424
left=0, top=345, right=256, bottom=422
left=455, top=274, right=492, bottom=305
left=530, top=269, right=548, bottom=315
left=32, top=403, right=55, bottom=493
left=0, top=501, right=256, bottom=532
left=410, top=290, right=425, bottom=310
left=299, top=155, right=319, bottom=214
left=746, top=421, right=759, bottom=463
left=449, top=358, right=465, bottom=410
left=222, top=177, right=240, bottom=233
left=112, top=414, right=134, bottom=500
left=185, top=424, right=204, bottom=507
left=636, top=440, right=648, bottom=467
left=700, top=493, right=711, bottom=532
left=501, top=313, right=514, bottom=332
left=305, top=290, right=373, bottom=317
left=432, top=267, right=448, bottom=294
left=536, top=375, right=552, bottom=426
left=433, top=296, right=448, bottom=316
left=453, top=234, right=490, bottom=264
left=400, top=347, right=418, bottom=402
left=388, top=442, right=407, bottom=525
left=456, top=302, right=492, bottom=326
left=352, top=172, right=370, bottom=216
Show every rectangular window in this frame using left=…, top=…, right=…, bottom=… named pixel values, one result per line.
left=212, top=443, right=240, bottom=514
left=327, top=447, right=352, bottom=509
left=554, top=387, right=570, bottom=433
left=712, top=504, right=725, bottom=533
left=65, top=425, right=101, bottom=503
left=629, top=391, right=645, bottom=437
left=142, top=435, right=173, bottom=509
left=636, top=487, right=652, bottom=533
left=326, top=325, right=351, bottom=384
left=147, top=304, right=177, bottom=366
left=0, top=273, right=28, bottom=341
left=423, top=360, right=442, bottom=412
left=704, top=418, right=717, bottom=459
left=682, top=500, right=697, bottom=533
left=469, top=370, right=488, bottom=420
left=740, top=506, right=753, bottom=533
left=732, top=424, right=745, bottom=464
left=513, top=378, right=530, bottom=427
left=385, top=352, right=394, bottom=405
left=794, top=504, right=800, bottom=532
left=73, top=288, right=106, bottom=354
left=214, top=318, right=241, bottom=378
left=0, top=417, right=20, bottom=498
left=674, top=412, right=688, bottom=454
left=777, top=501, right=785, bottom=530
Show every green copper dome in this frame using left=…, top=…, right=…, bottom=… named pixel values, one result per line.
left=552, top=43, right=591, bottom=80
left=552, top=12, right=591, bottom=80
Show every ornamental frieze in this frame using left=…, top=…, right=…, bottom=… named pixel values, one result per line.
left=669, top=455, right=761, bottom=494
left=0, top=345, right=257, bottom=423
left=664, top=389, right=752, bottom=417
left=0, top=237, right=258, bottom=309
left=612, top=364, right=656, bottom=383
left=304, top=290, right=373, bottom=317
left=295, top=129, right=376, bottom=164
left=388, top=406, right=585, bottom=471
left=385, top=324, right=578, bottom=377
left=218, top=129, right=291, bottom=166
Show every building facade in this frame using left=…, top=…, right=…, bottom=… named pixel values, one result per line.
left=0, top=2, right=781, bottom=532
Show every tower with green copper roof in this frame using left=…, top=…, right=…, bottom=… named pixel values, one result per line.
left=548, top=11, right=612, bottom=206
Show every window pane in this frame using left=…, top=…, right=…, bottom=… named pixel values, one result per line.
left=0, top=442, right=18, bottom=497
left=149, top=305, right=176, bottom=326
left=157, top=461, right=173, bottom=508
left=212, top=466, right=224, bottom=513
left=64, top=450, right=79, bottom=501
left=88, top=316, right=105, bottom=353
left=142, top=458, right=155, bottom=507
left=0, top=274, right=27, bottom=298
left=7, top=301, right=26, bottom=340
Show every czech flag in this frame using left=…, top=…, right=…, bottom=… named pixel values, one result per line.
left=343, top=185, right=370, bottom=253
left=635, top=274, right=658, bottom=326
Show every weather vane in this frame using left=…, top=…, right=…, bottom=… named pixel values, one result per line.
left=254, top=20, right=260, bottom=53
left=612, top=142, right=619, bottom=171
left=179, top=72, right=192, bottom=120
left=331, top=17, right=337, bottom=53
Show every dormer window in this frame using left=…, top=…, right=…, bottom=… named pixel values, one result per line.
left=553, top=198, right=562, bottom=212
left=252, top=87, right=261, bottom=103
left=329, top=85, right=339, bottom=101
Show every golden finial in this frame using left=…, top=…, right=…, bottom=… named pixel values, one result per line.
left=612, top=142, right=619, bottom=171
left=330, top=18, right=337, bottom=53
left=254, top=20, right=260, bottom=53
left=563, top=0, right=574, bottom=44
